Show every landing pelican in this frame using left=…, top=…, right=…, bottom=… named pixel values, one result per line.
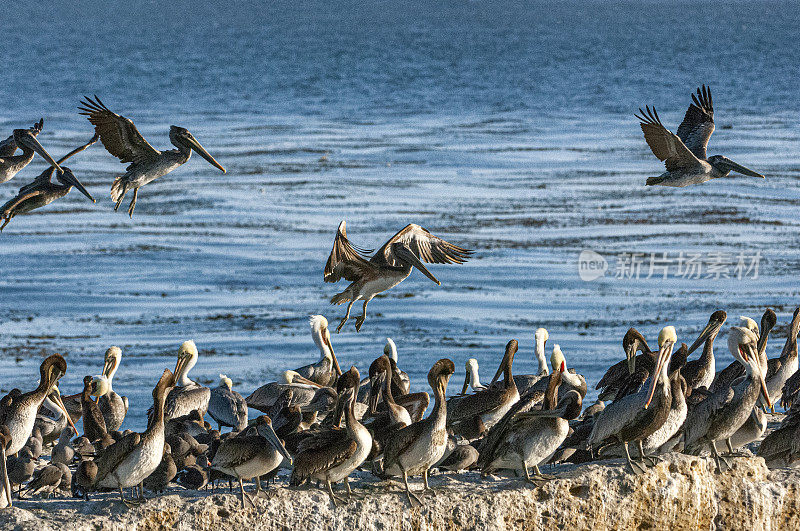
left=324, top=221, right=472, bottom=332
left=0, top=120, right=63, bottom=184
left=78, top=96, right=226, bottom=217
left=637, top=85, right=763, bottom=187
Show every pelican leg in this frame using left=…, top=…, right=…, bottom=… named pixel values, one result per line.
left=354, top=300, right=369, bottom=332
left=325, top=479, right=346, bottom=507
left=0, top=216, right=11, bottom=232
left=239, top=478, right=255, bottom=508
left=343, top=476, right=363, bottom=500
left=127, top=188, right=138, bottom=218
left=422, top=468, right=438, bottom=496
left=336, top=301, right=355, bottom=333
left=522, top=459, right=545, bottom=486
left=532, top=465, right=556, bottom=481
left=711, top=441, right=731, bottom=472
left=623, top=442, right=646, bottom=475
left=723, top=438, right=748, bottom=458
left=114, top=183, right=128, bottom=211
left=638, top=440, right=660, bottom=467
left=401, top=469, right=423, bottom=507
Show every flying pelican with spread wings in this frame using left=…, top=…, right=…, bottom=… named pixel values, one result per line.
left=324, top=221, right=473, bottom=332
left=637, top=85, right=763, bottom=187
left=78, top=96, right=225, bottom=217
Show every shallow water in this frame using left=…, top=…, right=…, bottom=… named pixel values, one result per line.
left=1, top=1, right=799, bottom=430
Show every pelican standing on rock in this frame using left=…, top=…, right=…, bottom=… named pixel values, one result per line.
left=588, top=327, right=676, bottom=474
left=0, top=355, right=77, bottom=507
left=512, top=328, right=551, bottom=395
left=290, top=367, right=372, bottom=506
left=681, top=310, right=727, bottom=392
left=97, top=346, right=128, bottom=431
left=208, top=374, right=248, bottom=432
left=211, top=415, right=292, bottom=507
left=78, top=96, right=226, bottom=217
left=324, top=221, right=473, bottom=332
left=683, top=327, right=772, bottom=471
left=637, top=85, right=764, bottom=187
left=382, top=358, right=455, bottom=507
left=91, top=369, right=175, bottom=506
left=0, top=134, right=98, bottom=231
left=0, top=120, right=63, bottom=184
left=164, top=340, right=210, bottom=420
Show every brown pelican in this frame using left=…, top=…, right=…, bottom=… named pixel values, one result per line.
left=681, top=310, right=727, bottom=392
left=638, top=344, right=689, bottom=455
left=382, top=359, right=455, bottom=507
left=550, top=345, right=587, bottom=398
left=711, top=311, right=774, bottom=393
left=78, top=96, right=226, bottom=217
left=0, top=120, right=63, bottom=184
left=588, top=327, right=676, bottom=474
left=384, top=338, right=411, bottom=393
left=211, top=415, right=291, bottom=507
left=246, top=370, right=326, bottom=413
left=293, top=315, right=342, bottom=385
left=324, top=221, right=472, bottom=332
left=460, top=359, right=488, bottom=394
left=142, top=442, right=177, bottom=494
left=91, top=369, right=175, bottom=506
left=448, top=340, right=520, bottom=440
left=683, top=327, right=771, bottom=471
left=763, top=307, right=800, bottom=410
left=208, top=374, right=248, bottom=432
left=363, top=355, right=413, bottom=464
left=34, top=386, right=74, bottom=446
left=82, top=375, right=110, bottom=442
left=90, top=346, right=128, bottom=432
left=637, top=85, right=764, bottom=187
left=480, top=364, right=582, bottom=483
left=164, top=340, right=211, bottom=420
left=511, top=328, right=551, bottom=395
left=0, top=355, right=76, bottom=507
left=596, top=328, right=652, bottom=402
left=0, top=134, right=98, bottom=231
left=290, top=367, right=372, bottom=506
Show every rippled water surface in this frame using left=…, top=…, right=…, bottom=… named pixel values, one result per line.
left=1, top=1, right=799, bottom=429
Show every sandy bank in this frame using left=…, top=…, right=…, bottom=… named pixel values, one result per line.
left=1, top=453, right=797, bottom=531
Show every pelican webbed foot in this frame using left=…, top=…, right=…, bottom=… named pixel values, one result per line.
left=336, top=317, right=348, bottom=334
left=354, top=316, right=365, bottom=332
left=326, top=480, right=347, bottom=507
left=127, top=189, right=138, bottom=218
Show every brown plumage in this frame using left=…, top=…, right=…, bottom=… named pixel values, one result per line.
left=636, top=105, right=702, bottom=172
left=82, top=375, right=107, bottom=442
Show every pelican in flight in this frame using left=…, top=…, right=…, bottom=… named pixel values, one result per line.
left=0, top=134, right=98, bottom=231
left=78, top=96, right=226, bottom=217
left=637, top=85, right=764, bottom=187
left=0, top=120, right=63, bottom=184
left=324, top=221, right=473, bottom=332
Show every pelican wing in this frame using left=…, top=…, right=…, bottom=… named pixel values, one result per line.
left=676, top=85, right=715, bottom=160
left=208, top=388, right=248, bottom=429
left=291, top=428, right=357, bottom=481
left=781, top=371, right=800, bottom=409
left=211, top=435, right=262, bottom=469
left=0, top=189, right=45, bottom=216
left=93, top=431, right=142, bottom=484
left=382, top=421, right=424, bottom=470
left=447, top=386, right=514, bottom=424
left=324, top=220, right=375, bottom=283
left=683, top=385, right=735, bottom=449
left=78, top=96, right=160, bottom=165
left=636, top=106, right=701, bottom=171
left=374, top=224, right=473, bottom=267
left=710, top=360, right=744, bottom=393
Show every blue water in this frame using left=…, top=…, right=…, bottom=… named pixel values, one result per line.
left=1, top=1, right=799, bottom=430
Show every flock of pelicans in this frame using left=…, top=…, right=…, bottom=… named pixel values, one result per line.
left=0, top=308, right=799, bottom=511
left=0, top=84, right=781, bottom=514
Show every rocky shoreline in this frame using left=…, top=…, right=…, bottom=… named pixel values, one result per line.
left=1, top=453, right=797, bottom=531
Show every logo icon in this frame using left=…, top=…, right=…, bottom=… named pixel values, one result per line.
left=578, top=250, right=607, bottom=281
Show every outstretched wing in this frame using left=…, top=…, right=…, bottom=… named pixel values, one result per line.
left=0, top=189, right=44, bottom=215
left=324, top=220, right=375, bottom=283
left=374, top=224, right=473, bottom=267
left=636, top=106, right=701, bottom=171
left=78, top=96, right=160, bottom=165
left=676, top=85, right=715, bottom=160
